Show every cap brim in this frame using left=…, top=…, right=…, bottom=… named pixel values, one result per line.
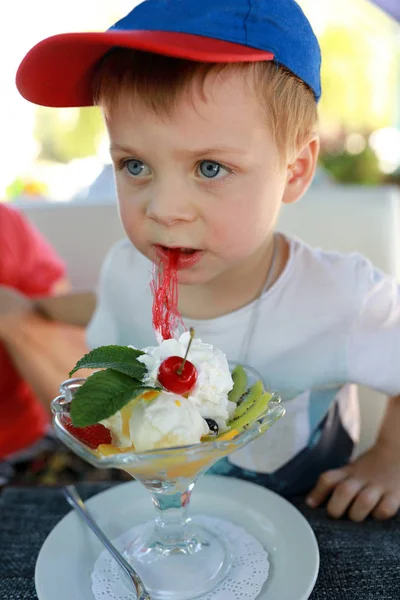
left=16, top=30, right=274, bottom=107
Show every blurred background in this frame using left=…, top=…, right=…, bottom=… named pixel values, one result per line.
left=2, top=0, right=400, bottom=204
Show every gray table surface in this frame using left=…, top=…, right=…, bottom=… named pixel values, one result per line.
left=0, top=482, right=399, bottom=600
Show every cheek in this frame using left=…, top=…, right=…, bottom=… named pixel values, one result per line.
left=116, top=184, right=146, bottom=243
left=207, top=188, right=278, bottom=258
left=217, top=215, right=266, bottom=258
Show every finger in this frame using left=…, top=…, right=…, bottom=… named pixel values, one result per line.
left=326, top=477, right=365, bottom=519
left=348, top=485, right=383, bottom=522
left=373, top=493, right=400, bottom=521
left=306, top=469, right=348, bottom=508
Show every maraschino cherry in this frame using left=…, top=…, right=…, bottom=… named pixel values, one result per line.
left=158, top=328, right=198, bottom=394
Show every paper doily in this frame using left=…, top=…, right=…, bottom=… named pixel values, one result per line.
left=92, top=515, right=269, bottom=600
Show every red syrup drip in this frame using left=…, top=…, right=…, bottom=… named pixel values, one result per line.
left=151, top=249, right=185, bottom=340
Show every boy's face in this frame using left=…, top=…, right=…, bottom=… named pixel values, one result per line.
left=106, top=69, right=294, bottom=285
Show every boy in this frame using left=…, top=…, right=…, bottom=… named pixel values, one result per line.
left=16, top=0, right=400, bottom=521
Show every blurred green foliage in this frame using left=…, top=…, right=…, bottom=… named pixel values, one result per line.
left=319, top=147, right=383, bottom=185
left=34, top=107, right=105, bottom=163
left=318, top=26, right=396, bottom=131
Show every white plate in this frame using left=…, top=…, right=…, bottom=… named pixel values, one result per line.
left=35, top=475, right=319, bottom=600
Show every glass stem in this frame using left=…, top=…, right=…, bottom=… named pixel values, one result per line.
left=150, top=482, right=195, bottom=547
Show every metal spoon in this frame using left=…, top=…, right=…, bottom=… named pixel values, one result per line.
left=62, top=485, right=151, bottom=600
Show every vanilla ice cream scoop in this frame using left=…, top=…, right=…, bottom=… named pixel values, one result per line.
left=130, top=391, right=209, bottom=451
left=102, top=390, right=210, bottom=451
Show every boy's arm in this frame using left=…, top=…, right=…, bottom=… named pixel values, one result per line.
left=376, top=395, right=400, bottom=453
left=0, top=310, right=91, bottom=413
left=307, top=395, right=400, bottom=521
left=307, top=258, right=400, bottom=522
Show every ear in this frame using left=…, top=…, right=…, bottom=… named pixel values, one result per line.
left=282, top=136, right=320, bottom=205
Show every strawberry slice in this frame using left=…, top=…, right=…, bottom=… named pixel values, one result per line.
left=62, top=416, right=111, bottom=449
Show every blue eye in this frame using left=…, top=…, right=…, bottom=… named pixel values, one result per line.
left=198, top=160, right=231, bottom=180
left=124, top=159, right=151, bottom=177
left=199, top=161, right=221, bottom=178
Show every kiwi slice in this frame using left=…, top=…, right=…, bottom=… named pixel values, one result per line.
left=228, top=389, right=273, bottom=431
left=228, top=365, right=248, bottom=403
left=233, top=380, right=264, bottom=419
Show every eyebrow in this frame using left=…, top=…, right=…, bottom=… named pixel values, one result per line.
left=110, top=143, right=138, bottom=155
left=109, top=143, right=248, bottom=157
left=180, top=146, right=249, bottom=158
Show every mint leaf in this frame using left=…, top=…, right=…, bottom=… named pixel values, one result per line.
left=69, top=345, right=147, bottom=380
left=70, top=369, right=152, bottom=427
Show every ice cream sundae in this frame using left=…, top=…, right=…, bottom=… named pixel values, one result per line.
left=64, top=329, right=273, bottom=455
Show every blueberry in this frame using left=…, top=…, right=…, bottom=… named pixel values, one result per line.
left=204, top=418, right=219, bottom=435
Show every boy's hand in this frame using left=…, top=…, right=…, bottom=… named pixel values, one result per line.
left=306, top=441, right=400, bottom=522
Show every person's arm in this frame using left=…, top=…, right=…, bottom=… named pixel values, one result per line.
left=307, top=395, right=400, bottom=521
left=307, top=257, right=400, bottom=521
left=0, top=205, right=82, bottom=412
left=1, top=232, right=123, bottom=413
left=0, top=310, right=92, bottom=413
left=376, top=395, right=400, bottom=452
left=49, top=276, right=71, bottom=296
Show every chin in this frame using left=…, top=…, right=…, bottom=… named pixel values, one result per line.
left=176, top=267, right=215, bottom=286
left=176, top=270, right=202, bottom=285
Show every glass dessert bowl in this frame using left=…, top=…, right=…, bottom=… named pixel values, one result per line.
left=51, top=366, right=284, bottom=600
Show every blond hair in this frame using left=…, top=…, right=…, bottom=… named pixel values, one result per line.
left=92, top=49, right=318, bottom=162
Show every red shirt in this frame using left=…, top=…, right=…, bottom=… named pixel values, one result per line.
left=0, top=204, right=66, bottom=458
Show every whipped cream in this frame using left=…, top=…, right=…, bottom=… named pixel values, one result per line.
left=102, top=333, right=236, bottom=451
left=138, top=332, right=236, bottom=429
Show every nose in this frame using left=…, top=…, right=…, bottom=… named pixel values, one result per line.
left=146, top=179, right=197, bottom=227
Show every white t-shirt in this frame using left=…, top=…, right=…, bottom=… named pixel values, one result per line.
left=87, top=235, right=400, bottom=474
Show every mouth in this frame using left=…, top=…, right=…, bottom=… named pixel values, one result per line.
left=154, top=245, right=204, bottom=269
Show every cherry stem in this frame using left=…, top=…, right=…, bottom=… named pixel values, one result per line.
left=177, top=328, right=195, bottom=375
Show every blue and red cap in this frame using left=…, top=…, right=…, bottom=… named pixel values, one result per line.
left=16, top=0, right=321, bottom=108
